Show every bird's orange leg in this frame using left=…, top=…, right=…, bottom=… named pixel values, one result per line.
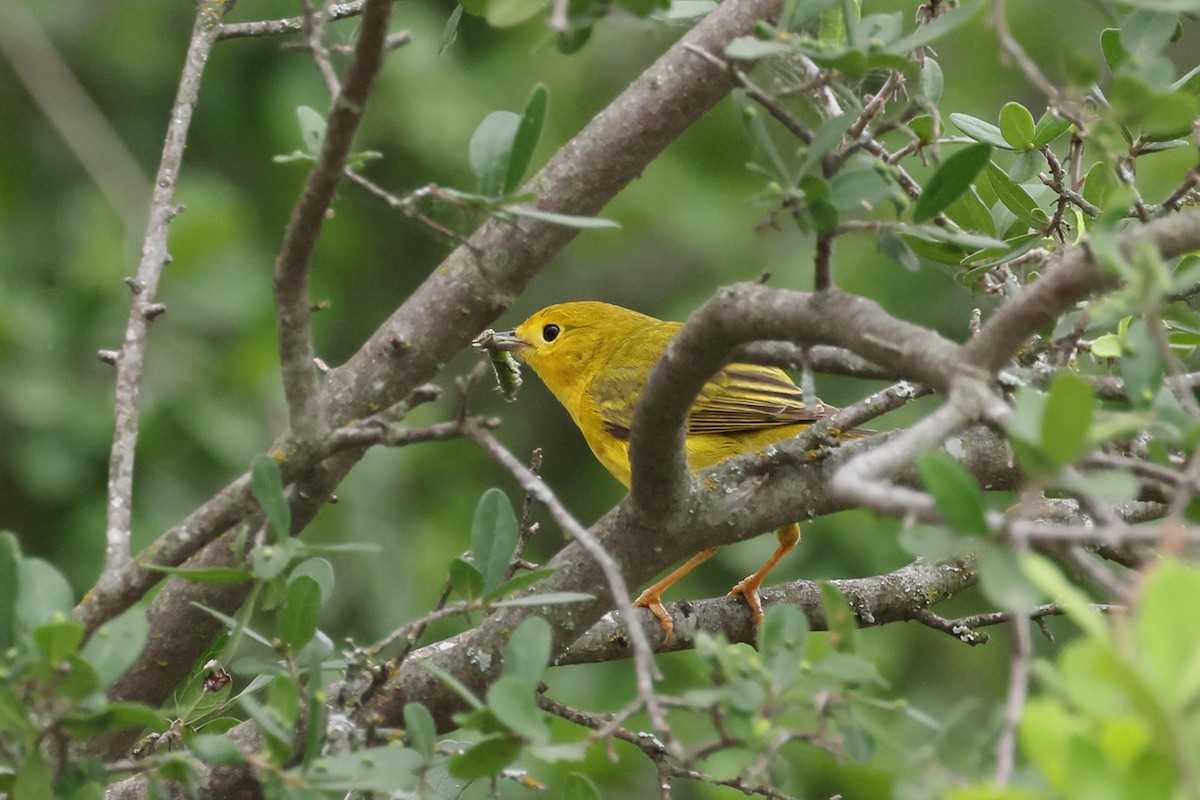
left=728, top=522, right=800, bottom=625
left=634, top=546, right=718, bottom=644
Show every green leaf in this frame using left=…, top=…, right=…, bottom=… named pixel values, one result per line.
left=439, top=4, right=464, bottom=53
left=1119, top=9, right=1178, bottom=56
left=811, top=651, right=883, bottom=686
left=915, top=450, right=989, bottom=537
left=999, top=102, right=1036, bottom=149
left=798, top=114, right=854, bottom=178
left=487, top=675, right=549, bottom=742
left=1033, top=111, right=1074, bottom=147
left=483, top=566, right=559, bottom=602
left=898, top=524, right=973, bottom=561
left=878, top=226, right=920, bottom=271
left=830, top=166, right=901, bottom=213
left=780, top=0, right=842, bottom=30
left=1121, top=318, right=1165, bottom=407
left=1007, top=386, right=1052, bottom=474
left=1083, top=161, right=1118, bottom=209
left=420, top=662, right=485, bottom=710
left=0, top=533, right=18, bottom=653
left=1023, top=554, right=1107, bottom=640
left=33, top=618, right=84, bottom=662
left=470, top=488, right=520, bottom=594
left=502, top=617, right=552, bottom=690
left=978, top=547, right=1042, bottom=614
left=818, top=582, right=857, bottom=653
left=251, top=539, right=300, bottom=581
left=404, top=703, right=437, bottom=762
left=449, top=557, right=485, bottom=600
left=1172, top=61, right=1200, bottom=95
left=760, top=603, right=808, bottom=659
left=950, top=113, right=1018, bottom=150
left=60, top=702, right=166, bottom=738
left=733, top=91, right=789, bottom=185
left=724, top=37, right=795, bottom=60
left=82, top=606, right=148, bottom=689
left=295, top=106, right=326, bottom=156
left=564, top=773, right=604, bottom=800
left=277, top=575, right=322, bottom=650
left=290, top=558, right=334, bottom=602
left=492, top=591, right=594, bottom=607
left=449, top=735, right=522, bottom=779
left=267, top=669, right=300, bottom=728
left=912, top=142, right=992, bottom=222
left=1042, top=372, right=1095, bottom=468
left=0, top=683, right=36, bottom=736
left=945, top=186, right=996, bottom=238
left=305, top=744, right=424, bottom=792
left=251, top=455, right=290, bottom=544
left=1066, top=470, right=1139, bottom=504
left=1007, top=149, right=1042, bottom=183
left=49, top=653, right=100, bottom=700
left=917, top=58, right=944, bottom=103
left=188, top=733, right=248, bottom=766
left=14, top=749, right=53, bottom=800
left=985, top=162, right=1047, bottom=230
left=503, top=206, right=620, bottom=229
left=485, top=0, right=549, bottom=27
left=1092, top=333, right=1122, bottom=358
left=1100, top=27, right=1126, bottom=72
left=190, top=603, right=275, bottom=649
left=469, top=111, right=522, bottom=197
left=17, top=558, right=73, bottom=630
left=504, top=84, right=548, bottom=194
left=883, top=0, right=981, bottom=54
left=144, top=565, right=254, bottom=584
left=1140, top=91, right=1198, bottom=140
left=1137, top=560, right=1200, bottom=709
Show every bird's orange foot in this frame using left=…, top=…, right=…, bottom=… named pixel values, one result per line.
left=728, top=576, right=766, bottom=626
left=634, top=589, right=675, bottom=645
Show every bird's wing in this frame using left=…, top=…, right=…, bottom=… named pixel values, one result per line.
left=591, top=360, right=832, bottom=441
left=686, top=364, right=831, bottom=435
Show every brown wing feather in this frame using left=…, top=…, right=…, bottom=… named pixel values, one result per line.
left=687, top=365, right=831, bottom=435
left=593, top=362, right=833, bottom=440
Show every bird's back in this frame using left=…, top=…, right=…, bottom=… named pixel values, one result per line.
left=577, top=320, right=830, bottom=487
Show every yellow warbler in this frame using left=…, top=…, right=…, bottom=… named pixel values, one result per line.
left=479, top=301, right=848, bottom=641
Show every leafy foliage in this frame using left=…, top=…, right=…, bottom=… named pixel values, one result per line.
left=3, top=0, right=1200, bottom=797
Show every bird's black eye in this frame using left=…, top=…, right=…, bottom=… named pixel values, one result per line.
left=542, top=324, right=560, bottom=342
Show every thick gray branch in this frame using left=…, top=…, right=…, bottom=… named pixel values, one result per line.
left=84, top=0, right=787, bottom=760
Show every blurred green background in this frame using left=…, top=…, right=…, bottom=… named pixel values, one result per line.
left=1, top=0, right=1195, bottom=796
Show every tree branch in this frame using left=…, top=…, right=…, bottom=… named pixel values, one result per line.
left=273, top=0, right=396, bottom=440
left=558, top=557, right=979, bottom=664
left=100, top=2, right=232, bottom=583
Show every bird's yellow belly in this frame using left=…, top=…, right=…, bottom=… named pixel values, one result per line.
left=582, top=424, right=812, bottom=490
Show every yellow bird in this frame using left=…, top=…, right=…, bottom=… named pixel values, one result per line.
left=482, top=301, right=849, bottom=642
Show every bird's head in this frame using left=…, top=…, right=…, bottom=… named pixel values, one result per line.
left=481, top=301, right=655, bottom=397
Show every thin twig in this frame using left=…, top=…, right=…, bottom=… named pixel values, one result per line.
left=345, top=171, right=474, bottom=245
left=813, top=231, right=833, bottom=291
left=682, top=44, right=814, bottom=145
left=993, top=617, right=1031, bottom=786
left=301, top=0, right=342, bottom=97
left=216, top=1, right=366, bottom=40
left=76, top=386, right=445, bottom=636
left=989, top=0, right=1086, bottom=130
left=274, top=0, right=397, bottom=442
left=1157, top=164, right=1200, bottom=215
left=463, top=421, right=673, bottom=746
left=504, top=448, right=544, bottom=582
left=102, top=4, right=231, bottom=579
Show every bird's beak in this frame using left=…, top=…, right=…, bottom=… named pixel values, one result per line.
left=472, top=327, right=526, bottom=353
